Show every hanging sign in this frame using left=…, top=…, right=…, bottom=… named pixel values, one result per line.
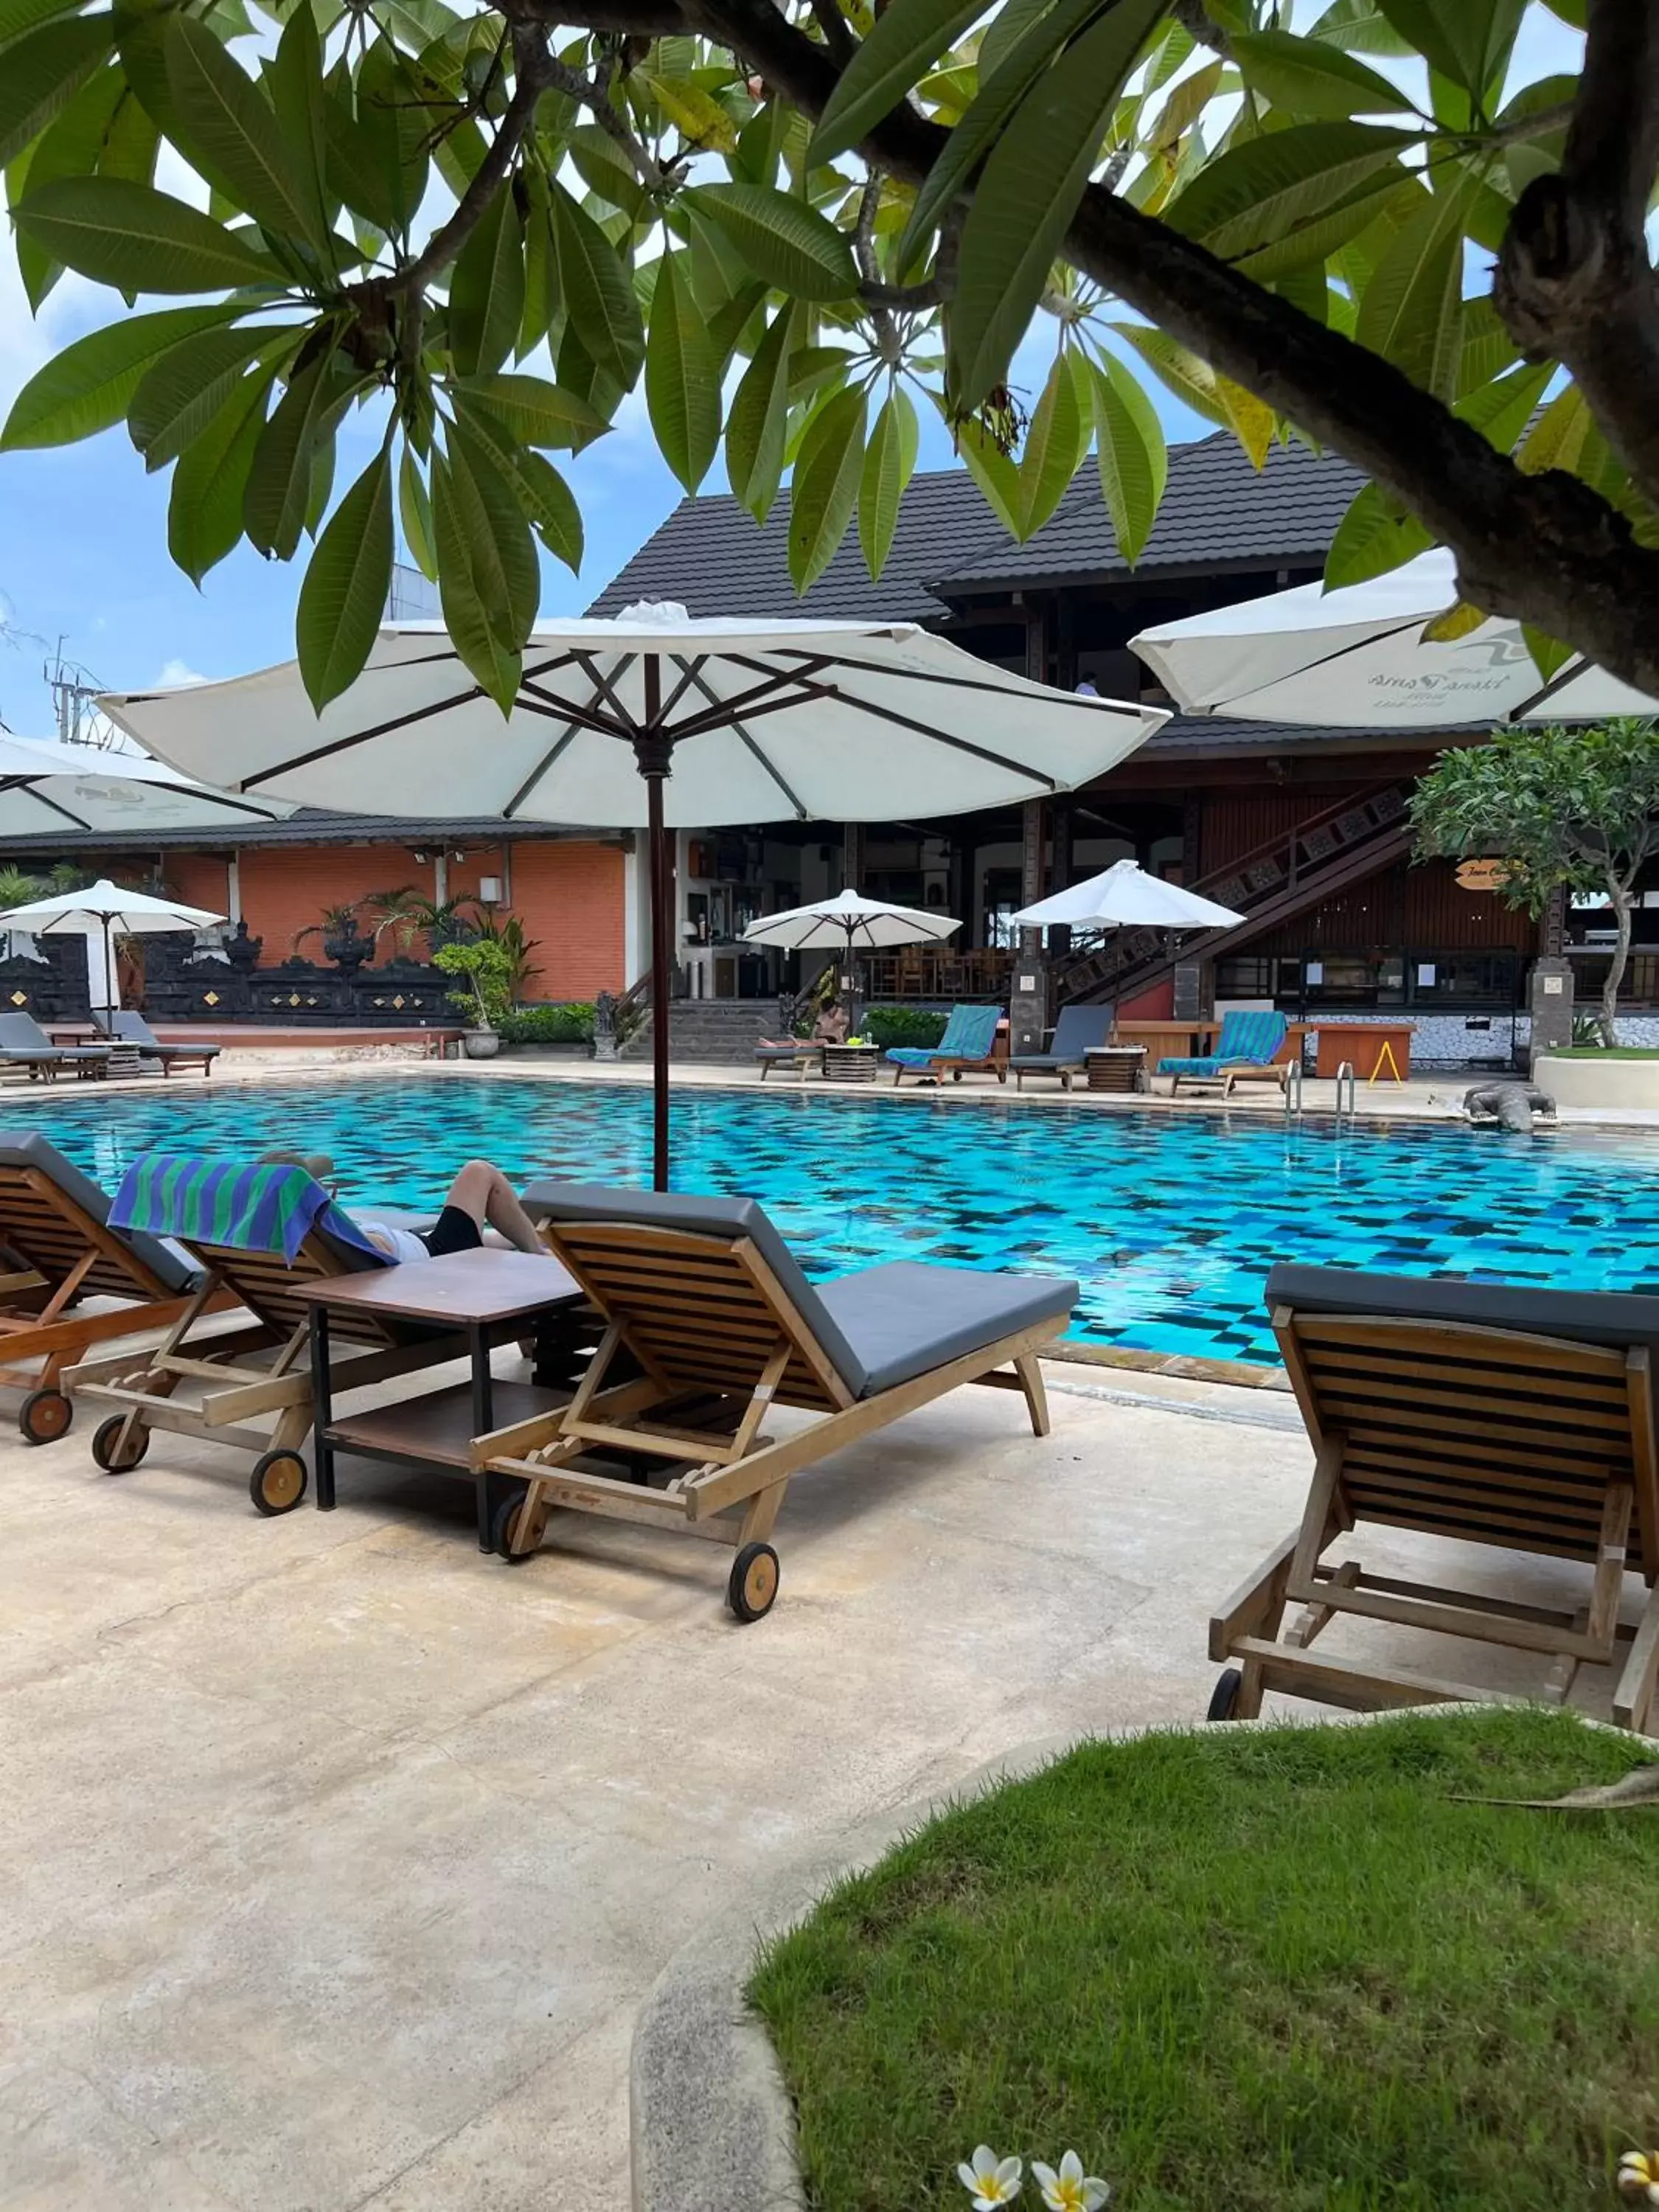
left=1455, top=858, right=1511, bottom=891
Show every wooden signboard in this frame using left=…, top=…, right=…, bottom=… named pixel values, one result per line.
left=1455, top=858, right=1511, bottom=891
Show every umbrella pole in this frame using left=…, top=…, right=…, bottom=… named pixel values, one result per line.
left=639, top=668, right=672, bottom=1193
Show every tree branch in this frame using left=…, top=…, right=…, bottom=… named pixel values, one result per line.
left=672, top=0, right=1659, bottom=695
left=1495, top=0, right=1659, bottom=509
left=544, top=53, right=668, bottom=187
left=396, top=29, right=554, bottom=292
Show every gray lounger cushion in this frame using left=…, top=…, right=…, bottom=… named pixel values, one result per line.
left=0, top=1130, right=198, bottom=1293
left=815, top=1258, right=1077, bottom=1395
left=0, top=1012, right=107, bottom=1060
left=522, top=1181, right=1077, bottom=1399
left=1265, top=1262, right=1659, bottom=1357
left=104, top=1012, right=218, bottom=1057
left=1009, top=1006, right=1112, bottom=1070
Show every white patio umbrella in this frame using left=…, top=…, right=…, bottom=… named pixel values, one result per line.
left=0, top=878, right=225, bottom=1016
left=1013, top=858, right=1243, bottom=931
left=0, top=732, right=294, bottom=833
left=741, top=888, right=960, bottom=951
left=101, top=605, right=1166, bottom=1187
left=1130, top=547, right=1659, bottom=728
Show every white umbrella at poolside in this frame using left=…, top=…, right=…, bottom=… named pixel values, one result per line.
left=741, top=888, right=960, bottom=952
left=0, top=733, right=295, bottom=834
left=0, top=878, right=225, bottom=1017
left=1013, top=858, right=1243, bottom=931
left=100, top=604, right=1166, bottom=1187
left=1129, top=546, right=1659, bottom=728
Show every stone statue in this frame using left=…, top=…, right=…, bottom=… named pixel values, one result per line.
left=593, top=989, right=619, bottom=1061
left=1463, top=1080, right=1557, bottom=1134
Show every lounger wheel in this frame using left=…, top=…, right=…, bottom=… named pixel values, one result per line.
left=91, top=1413, right=150, bottom=1472
left=491, top=1484, right=538, bottom=1563
left=249, top=1448, right=307, bottom=1517
left=1206, top=1667, right=1243, bottom=1722
left=18, top=1386, right=72, bottom=1444
left=727, top=1541, right=780, bottom=1624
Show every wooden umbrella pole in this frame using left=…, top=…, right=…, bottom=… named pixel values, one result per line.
left=647, top=772, right=670, bottom=1190
left=639, top=657, right=672, bottom=1192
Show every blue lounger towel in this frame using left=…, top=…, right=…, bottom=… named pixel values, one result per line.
left=1158, top=1009, right=1287, bottom=1079
left=886, top=1002, right=1001, bottom=1074
left=109, top=1155, right=389, bottom=1267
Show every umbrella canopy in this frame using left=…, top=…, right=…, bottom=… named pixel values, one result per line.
left=741, top=888, right=959, bottom=953
left=1014, top=859, right=1243, bottom=931
left=0, top=879, right=225, bottom=1014
left=1130, top=549, right=1659, bottom=728
left=101, top=607, right=1166, bottom=1186
left=0, top=733, right=294, bottom=834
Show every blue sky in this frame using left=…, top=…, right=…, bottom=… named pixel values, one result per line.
left=0, top=7, right=1579, bottom=737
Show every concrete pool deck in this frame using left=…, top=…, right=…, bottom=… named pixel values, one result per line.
left=18, top=1039, right=1659, bottom=1132
left=2, top=1353, right=1646, bottom=2210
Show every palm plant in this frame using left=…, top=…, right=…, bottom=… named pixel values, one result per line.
left=361, top=885, right=478, bottom=955
left=470, top=908, right=541, bottom=1004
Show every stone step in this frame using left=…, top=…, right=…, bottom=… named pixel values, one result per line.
left=621, top=1000, right=779, bottom=1064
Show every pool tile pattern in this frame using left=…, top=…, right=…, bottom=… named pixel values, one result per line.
left=16, top=1076, right=1659, bottom=1367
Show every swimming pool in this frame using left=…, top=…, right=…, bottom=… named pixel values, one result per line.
left=12, top=1074, right=1659, bottom=1366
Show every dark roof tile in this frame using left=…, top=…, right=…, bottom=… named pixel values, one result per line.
left=588, top=431, right=1367, bottom=619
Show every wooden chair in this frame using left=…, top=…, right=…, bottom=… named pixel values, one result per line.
left=1208, top=1265, right=1659, bottom=1734
left=484, top=1183, right=1079, bottom=1620
left=0, top=1133, right=226, bottom=1444
left=69, top=1187, right=468, bottom=1516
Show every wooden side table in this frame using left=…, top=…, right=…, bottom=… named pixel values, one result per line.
left=1085, top=1046, right=1147, bottom=1093
left=821, top=1043, right=879, bottom=1084
left=297, top=1248, right=582, bottom=1549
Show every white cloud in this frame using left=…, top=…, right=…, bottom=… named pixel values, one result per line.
left=157, top=658, right=208, bottom=686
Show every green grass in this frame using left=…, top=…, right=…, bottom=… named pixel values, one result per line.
left=1553, top=1046, right=1659, bottom=1060
left=749, top=1709, right=1659, bottom=2212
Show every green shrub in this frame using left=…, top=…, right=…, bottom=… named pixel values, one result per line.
left=434, top=939, right=515, bottom=1026
left=495, top=1002, right=596, bottom=1045
left=865, top=1006, right=948, bottom=1050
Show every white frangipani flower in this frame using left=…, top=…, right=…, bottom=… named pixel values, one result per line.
left=958, top=2145, right=1023, bottom=2206
left=1032, top=2150, right=1110, bottom=2212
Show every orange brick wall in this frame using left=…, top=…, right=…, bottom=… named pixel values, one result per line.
left=237, top=844, right=430, bottom=967
left=205, top=837, right=625, bottom=993
left=506, top=841, right=627, bottom=1001
left=163, top=854, right=234, bottom=917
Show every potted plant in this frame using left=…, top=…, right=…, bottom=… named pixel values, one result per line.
left=434, top=937, right=515, bottom=1057
left=361, top=886, right=479, bottom=961
left=293, top=902, right=373, bottom=973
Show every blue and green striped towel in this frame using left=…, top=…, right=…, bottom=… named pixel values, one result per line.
left=108, top=1155, right=386, bottom=1267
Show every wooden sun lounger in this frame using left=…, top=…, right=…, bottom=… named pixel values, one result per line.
left=1208, top=1265, right=1659, bottom=1736
left=0, top=1133, right=230, bottom=1443
left=68, top=1207, right=467, bottom=1515
left=487, top=1183, right=1078, bottom=1619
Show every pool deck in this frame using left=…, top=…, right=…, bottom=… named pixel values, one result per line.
left=2, top=1349, right=1643, bottom=2211
left=17, top=1038, right=1659, bottom=1130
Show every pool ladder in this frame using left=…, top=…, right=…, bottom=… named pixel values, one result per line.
left=1284, top=1058, right=1357, bottom=1121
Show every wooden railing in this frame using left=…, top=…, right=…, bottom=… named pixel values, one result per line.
left=1053, top=782, right=1416, bottom=1009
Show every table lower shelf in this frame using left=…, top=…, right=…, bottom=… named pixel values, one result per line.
left=321, top=1379, right=564, bottom=1470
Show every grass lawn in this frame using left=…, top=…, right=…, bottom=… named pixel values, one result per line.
left=1553, top=1047, right=1659, bottom=1060
left=750, top=1709, right=1659, bottom=2212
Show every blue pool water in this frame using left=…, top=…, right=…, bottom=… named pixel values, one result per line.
left=10, top=1075, right=1659, bottom=1366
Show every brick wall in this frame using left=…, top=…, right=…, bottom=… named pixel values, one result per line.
left=219, top=836, right=625, bottom=991
left=237, top=843, right=428, bottom=967
left=507, top=841, right=627, bottom=1001
left=164, top=853, right=233, bottom=917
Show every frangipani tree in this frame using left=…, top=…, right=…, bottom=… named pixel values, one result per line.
left=1, top=0, right=1652, bottom=715
left=1411, top=717, right=1659, bottom=1048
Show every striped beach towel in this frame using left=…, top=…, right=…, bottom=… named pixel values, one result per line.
left=108, top=1155, right=386, bottom=1267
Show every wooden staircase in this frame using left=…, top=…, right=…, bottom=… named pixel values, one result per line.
left=1054, top=782, right=1417, bottom=1008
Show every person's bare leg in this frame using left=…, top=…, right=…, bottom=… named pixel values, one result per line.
left=442, top=1160, right=544, bottom=1253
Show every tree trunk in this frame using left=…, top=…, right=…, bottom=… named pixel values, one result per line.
left=1600, top=881, right=1634, bottom=1047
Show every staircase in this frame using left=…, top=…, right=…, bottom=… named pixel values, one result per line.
left=1054, top=782, right=1418, bottom=1008
left=622, top=997, right=778, bottom=1064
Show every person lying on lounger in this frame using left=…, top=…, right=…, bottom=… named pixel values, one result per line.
left=259, top=1151, right=546, bottom=1262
